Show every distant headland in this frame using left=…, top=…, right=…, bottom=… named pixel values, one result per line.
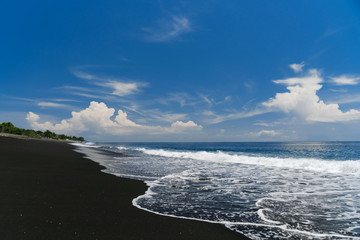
left=0, top=122, right=84, bottom=142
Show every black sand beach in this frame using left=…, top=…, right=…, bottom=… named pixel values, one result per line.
left=0, top=136, right=248, bottom=240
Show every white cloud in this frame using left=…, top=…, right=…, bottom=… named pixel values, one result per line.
left=330, top=75, right=360, bottom=85
left=71, top=70, right=147, bottom=97
left=263, top=69, right=360, bottom=122
left=316, top=28, right=341, bottom=42
left=171, top=120, right=200, bottom=129
left=26, top=112, right=40, bottom=122
left=61, top=85, right=95, bottom=92
left=328, top=94, right=360, bottom=104
left=168, top=17, right=191, bottom=37
left=150, top=112, right=188, bottom=123
left=72, top=70, right=97, bottom=80
left=203, top=108, right=270, bottom=124
left=199, top=94, right=213, bottom=106
left=69, top=91, right=103, bottom=99
left=329, top=88, right=348, bottom=93
left=51, top=98, right=80, bottom=103
left=26, top=101, right=202, bottom=136
left=37, top=102, right=71, bottom=109
left=103, top=81, right=142, bottom=96
left=121, top=106, right=189, bottom=124
left=185, top=66, right=360, bottom=125
left=253, top=122, right=273, bottom=127
left=143, top=16, right=191, bottom=42
left=158, top=92, right=231, bottom=109
left=289, top=62, right=305, bottom=73
left=244, top=82, right=253, bottom=91
left=254, top=130, right=280, bottom=137
left=158, top=92, right=196, bottom=107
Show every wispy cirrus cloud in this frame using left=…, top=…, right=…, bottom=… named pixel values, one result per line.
left=60, top=85, right=105, bottom=99
left=253, top=122, right=274, bottom=127
left=330, top=75, right=360, bottom=85
left=119, top=105, right=189, bottom=124
left=37, top=102, right=73, bottom=109
left=157, top=92, right=200, bottom=107
left=1, top=95, right=79, bottom=110
left=68, top=70, right=148, bottom=97
left=143, top=110, right=188, bottom=123
left=316, top=27, right=342, bottom=42
left=199, top=94, right=213, bottom=106
left=157, top=92, right=231, bottom=109
left=328, top=94, right=360, bottom=105
left=2, top=95, right=79, bottom=104
left=202, top=108, right=270, bottom=124
left=69, top=91, right=104, bottom=99
left=143, top=16, right=192, bottom=42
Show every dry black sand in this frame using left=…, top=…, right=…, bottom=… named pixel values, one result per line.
left=0, top=136, right=248, bottom=240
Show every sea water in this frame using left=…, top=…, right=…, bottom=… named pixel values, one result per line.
left=72, top=142, right=360, bottom=239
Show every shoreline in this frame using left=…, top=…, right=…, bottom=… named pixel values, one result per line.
left=0, top=132, right=81, bottom=143
left=0, top=135, right=248, bottom=239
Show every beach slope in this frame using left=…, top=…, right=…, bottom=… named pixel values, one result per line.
left=0, top=136, right=248, bottom=240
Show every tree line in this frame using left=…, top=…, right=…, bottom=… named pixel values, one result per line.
left=0, top=122, right=85, bottom=142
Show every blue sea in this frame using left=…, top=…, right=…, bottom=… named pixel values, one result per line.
left=72, top=142, right=360, bottom=239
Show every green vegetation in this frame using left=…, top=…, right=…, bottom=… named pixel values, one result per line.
left=0, top=122, right=84, bottom=142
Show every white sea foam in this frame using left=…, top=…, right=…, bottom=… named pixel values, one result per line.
left=131, top=169, right=360, bottom=239
left=257, top=209, right=283, bottom=225
left=117, top=146, right=130, bottom=151
left=135, top=148, right=360, bottom=175
left=133, top=189, right=357, bottom=239
left=70, top=142, right=100, bottom=148
left=105, top=171, right=157, bottom=180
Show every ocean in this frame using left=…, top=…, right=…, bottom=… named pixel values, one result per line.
left=72, top=142, right=360, bottom=239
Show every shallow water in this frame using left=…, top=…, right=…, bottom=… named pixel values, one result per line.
left=72, top=142, right=360, bottom=239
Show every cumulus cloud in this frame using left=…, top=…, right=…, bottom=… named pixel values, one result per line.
left=26, top=101, right=202, bottom=135
left=26, top=112, right=40, bottom=122
left=289, top=62, right=305, bottom=73
left=330, top=75, right=360, bottom=86
left=143, top=16, right=191, bottom=42
left=171, top=120, right=201, bottom=129
left=263, top=69, right=360, bottom=122
left=254, top=130, right=280, bottom=137
left=200, top=66, right=360, bottom=125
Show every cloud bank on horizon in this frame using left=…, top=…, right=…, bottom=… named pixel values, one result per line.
left=26, top=101, right=202, bottom=136
left=24, top=63, right=360, bottom=140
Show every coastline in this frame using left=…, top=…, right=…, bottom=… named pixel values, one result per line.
left=0, top=135, right=248, bottom=239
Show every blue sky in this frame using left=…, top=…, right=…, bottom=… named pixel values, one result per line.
left=1, top=0, right=360, bottom=141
